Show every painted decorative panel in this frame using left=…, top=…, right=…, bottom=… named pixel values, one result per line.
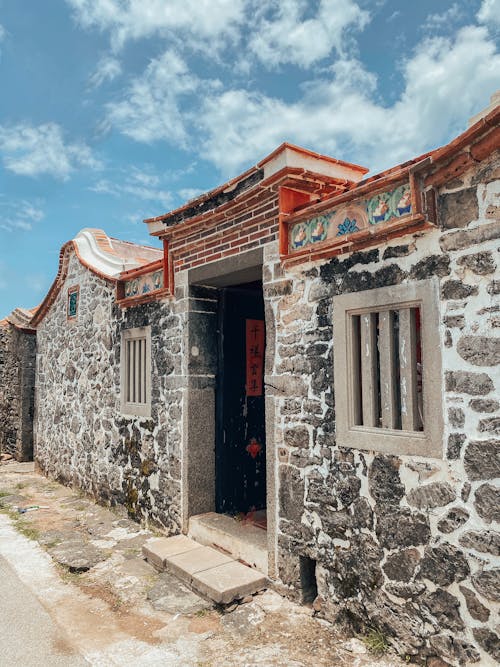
left=289, top=182, right=412, bottom=253
left=124, top=269, right=163, bottom=299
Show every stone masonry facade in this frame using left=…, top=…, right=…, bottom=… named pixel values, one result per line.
left=35, top=250, right=183, bottom=534
left=265, top=152, right=500, bottom=665
left=0, top=321, right=36, bottom=461
left=13, top=112, right=499, bottom=666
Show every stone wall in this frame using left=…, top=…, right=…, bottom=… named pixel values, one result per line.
left=265, top=151, right=499, bottom=665
left=0, top=322, right=36, bottom=461
left=35, top=250, right=183, bottom=533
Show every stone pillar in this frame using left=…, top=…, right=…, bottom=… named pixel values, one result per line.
left=179, top=275, right=219, bottom=531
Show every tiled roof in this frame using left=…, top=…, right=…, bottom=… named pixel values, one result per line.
left=30, top=229, right=162, bottom=328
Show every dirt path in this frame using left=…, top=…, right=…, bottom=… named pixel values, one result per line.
left=0, top=462, right=402, bottom=666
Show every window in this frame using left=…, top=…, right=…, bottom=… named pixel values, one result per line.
left=120, top=326, right=152, bottom=417
left=333, top=279, right=443, bottom=458
left=67, top=286, right=79, bottom=321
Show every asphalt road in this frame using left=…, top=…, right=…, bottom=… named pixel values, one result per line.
left=0, top=555, right=88, bottom=667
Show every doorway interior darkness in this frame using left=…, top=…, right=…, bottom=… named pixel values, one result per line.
left=215, top=281, right=267, bottom=516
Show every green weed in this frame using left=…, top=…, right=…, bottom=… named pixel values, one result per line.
left=362, top=629, right=390, bottom=655
left=11, top=516, right=40, bottom=541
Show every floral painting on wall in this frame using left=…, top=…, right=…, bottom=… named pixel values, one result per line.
left=124, top=270, right=163, bottom=299
left=289, top=182, right=412, bottom=253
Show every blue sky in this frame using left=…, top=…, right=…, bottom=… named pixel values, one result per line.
left=0, top=0, right=499, bottom=317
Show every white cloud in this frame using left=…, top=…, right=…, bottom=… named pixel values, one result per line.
left=90, top=167, right=172, bottom=207
left=0, top=123, right=102, bottom=179
left=178, top=188, right=205, bottom=202
left=198, top=26, right=500, bottom=174
left=477, top=0, right=500, bottom=27
left=106, top=50, right=208, bottom=145
left=96, top=8, right=499, bottom=180
left=66, top=0, right=246, bottom=51
left=0, top=199, right=44, bottom=232
left=423, top=3, right=464, bottom=31
left=0, top=24, right=5, bottom=42
left=248, top=0, right=369, bottom=68
left=88, top=56, right=121, bottom=88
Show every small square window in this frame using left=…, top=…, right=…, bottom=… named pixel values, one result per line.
left=120, top=326, right=152, bottom=417
left=333, top=279, right=443, bottom=458
left=67, top=286, right=79, bottom=321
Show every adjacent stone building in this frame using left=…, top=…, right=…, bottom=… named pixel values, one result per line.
left=0, top=308, right=36, bottom=461
left=3, top=99, right=499, bottom=665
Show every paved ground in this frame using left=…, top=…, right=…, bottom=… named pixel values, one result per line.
left=0, top=461, right=403, bottom=666
left=0, top=555, right=87, bottom=667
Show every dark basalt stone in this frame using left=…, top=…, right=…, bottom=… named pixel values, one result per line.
left=351, top=497, right=374, bottom=530
left=457, top=250, right=496, bottom=275
left=471, top=568, right=500, bottom=602
left=283, top=425, right=310, bottom=449
left=421, top=589, right=464, bottom=631
left=459, top=585, right=490, bottom=622
left=459, top=530, right=500, bottom=556
left=438, top=187, right=479, bottom=230
left=384, top=581, right=426, bottom=599
left=474, top=483, right=500, bottom=523
left=445, top=370, right=494, bottom=395
left=464, top=439, right=500, bottom=480
left=429, top=634, right=480, bottom=664
left=368, top=455, right=404, bottom=506
left=469, top=398, right=500, bottom=413
left=441, top=280, right=478, bottom=300
left=409, top=255, right=450, bottom=280
left=322, top=508, right=352, bottom=539
left=330, top=534, right=383, bottom=598
left=437, top=507, right=469, bottom=534
left=319, top=249, right=379, bottom=282
left=472, top=627, right=500, bottom=662
left=376, top=508, right=430, bottom=549
left=447, top=433, right=466, bottom=459
left=419, top=544, right=470, bottom=586
left=479, top=417, right=500, bottom=435
left=407, top=482, right=455, bottom=510
left=382, top=548, right=420, bottom=582
left=382, top=244, right=411, bottom=259
left=457, top=335, right=500, bottom=366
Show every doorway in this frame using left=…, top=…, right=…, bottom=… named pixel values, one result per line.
left=216, top=281, right=267, bottom=517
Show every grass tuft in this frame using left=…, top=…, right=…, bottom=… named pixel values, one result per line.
left=362, top=629, right=390, bottom=655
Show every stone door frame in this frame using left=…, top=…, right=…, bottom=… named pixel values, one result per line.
left=179, top=246, right=278, bottom=577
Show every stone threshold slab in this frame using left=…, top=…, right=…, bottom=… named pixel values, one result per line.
left=188, top=512, right=268, bottom=575
left=142, top=535, right=267, bottom=604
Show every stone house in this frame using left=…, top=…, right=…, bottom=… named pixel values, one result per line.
left=0, top=308, right=36, bottom=461
left=2, top=100, right=499, bottom=664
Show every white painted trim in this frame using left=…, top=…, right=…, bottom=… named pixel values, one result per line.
left=262, top=145, right=366, bottom=183
left=74, top=229, right=139, bottom=277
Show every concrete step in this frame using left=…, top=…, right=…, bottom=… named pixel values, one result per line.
left=188, top=512, right=268, bottom=575
left=142, top=535, right=267, bottom=605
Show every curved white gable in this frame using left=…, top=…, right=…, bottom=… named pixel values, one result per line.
left=74, top=228, right=140, bottom=277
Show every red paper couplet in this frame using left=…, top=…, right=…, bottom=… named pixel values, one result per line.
left=246, top=319, right=265, bottom=396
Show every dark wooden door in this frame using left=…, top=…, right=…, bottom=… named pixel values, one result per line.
left=216, top=286, right=266, bottom=515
